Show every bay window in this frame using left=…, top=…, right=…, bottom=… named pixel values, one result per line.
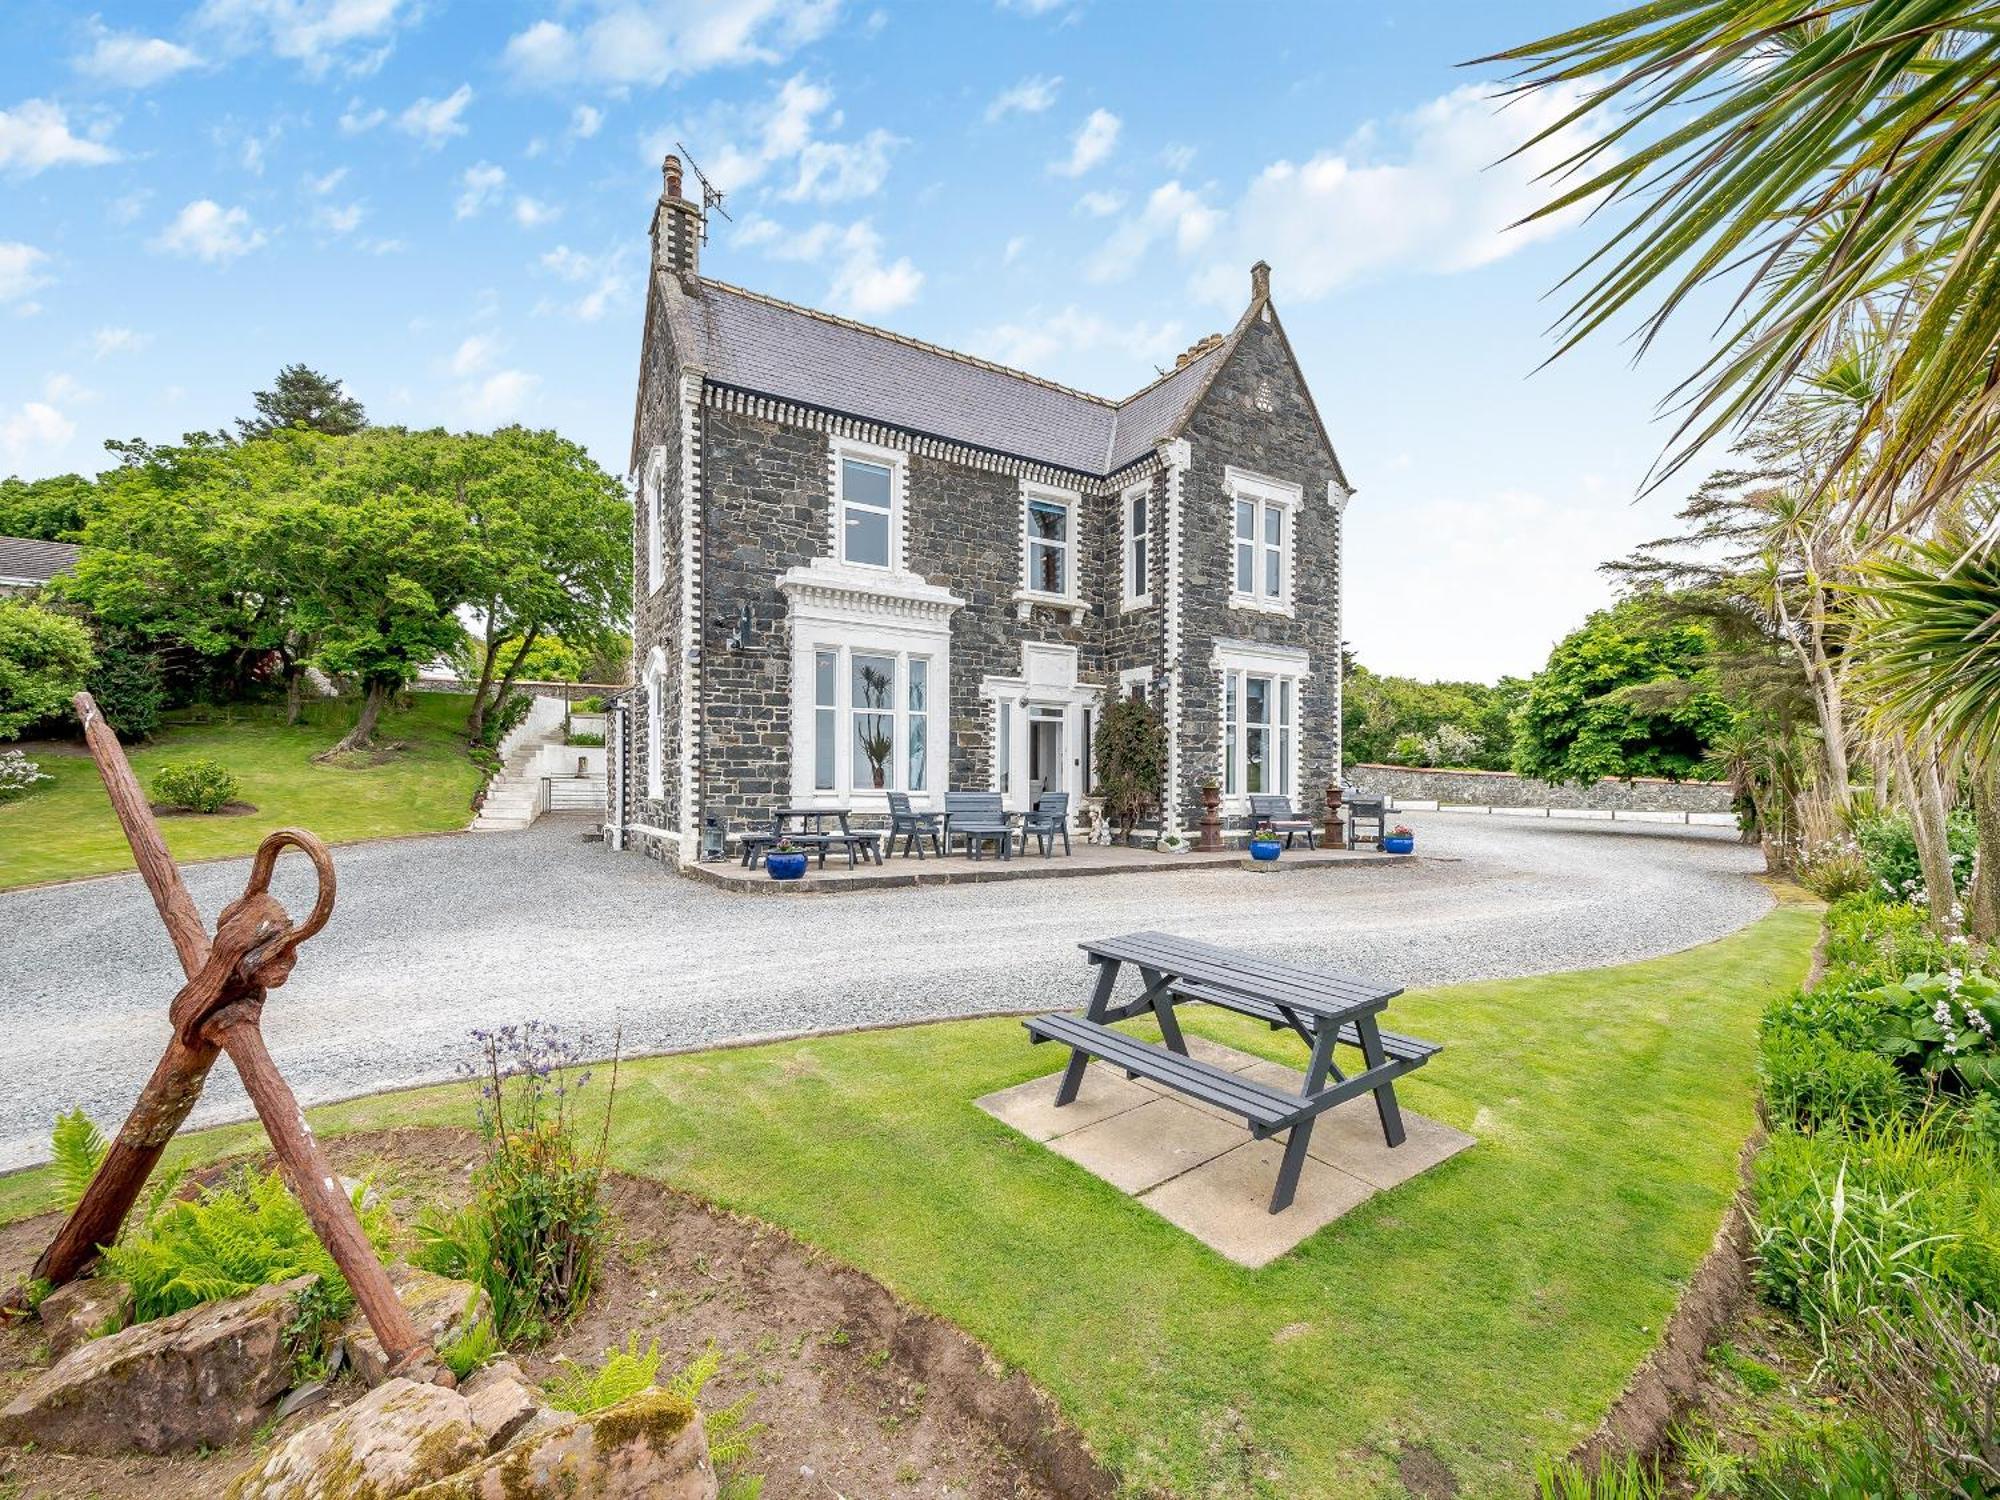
left=1213, top=640, right=1310, bottom=811
left=800, top=643, right=931, bottom=797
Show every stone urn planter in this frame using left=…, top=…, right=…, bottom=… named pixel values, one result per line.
left=1196, top=781, right=1222, bottom=852
left=1248, top=834, right=1283, bottom=863
left=767, top=846, right=809, bottom=881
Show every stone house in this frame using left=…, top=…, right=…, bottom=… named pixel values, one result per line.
left=609, top=156, right=1354, bottom=862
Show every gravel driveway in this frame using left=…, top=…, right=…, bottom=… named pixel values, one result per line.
left=0, top=813, right=1768, bottom=1170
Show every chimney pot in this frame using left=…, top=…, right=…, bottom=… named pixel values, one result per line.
left=663, top=154, right=684, bottom=201
left=1251, top=260, right=1271, bottom=302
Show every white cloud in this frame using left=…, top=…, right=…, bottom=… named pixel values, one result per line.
left=42, top=372, right=95, bottom=406
left=450, top=334, right=497, bottom=376
left=1186, top=80, right=1619, bottom=305
left=92, top=326, right=150, bottom=358
left=1076, top=189, right=1124, bottom=217
left=569, top=104, right=602, bottom=139
left=1050, top=107, right=1118, bottom=177
left=303, top=165, right=348, bottom=194
left=998, top=0, right=1073, bottom=14
left=454, top=162, right=506, bottom=219
left=1087, top=180, right=1219, bottom=282
left=313, top=200, right=365, bottom=233
left=1160, top=143, right=1195, bottom=172
left=1, top=401, right=76, bottom=466
left=650, top=73, right=897, bottom=205
left=338, top=97, right=385, bottom=134
left=109, top=190, right=149, bottom=225
left=783, top=127, right=898, bottom=203
left=985, top=74, right=1059, bottom=123
left=735, top=213, right=920, bottom=317
left=0, top=99, right=121, bottom=174
left=151, top=199, right=266, bottom=262
left=503, top=0, right=838, bottom=87
left=971, top=306, right=1184, bottom=375
left=194, top=0, right=415, bottom=78
left=0, top=243, right=51, bottom=305
left=75, top=26, right=202, bottom=87
left=1002, top=234, right=1027, bottom=266
left=513, top=196, right=560, bottom=228
left=397, top=84, right=472, bottom=148
left=460, top=369, right=538, bottom=424
left=534, top=244, right=634, bottom=322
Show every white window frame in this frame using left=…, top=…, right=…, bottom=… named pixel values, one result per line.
left=644, top=446, right=666, bottom=596
left=829, top=435, right=906, bottom=573
left=1121, top=481, right=1152, bottom=611
left=1013, top=480, right=1084, bottom=620
left=788, top=631, right=947, bottom=808
left=1224, top=464, right=1299, bottom=617
left=1211, top=639, right=1310, bottom=815
left=642, top=646, right=666, bottom=801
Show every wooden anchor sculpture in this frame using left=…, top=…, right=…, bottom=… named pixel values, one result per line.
left=10, top=692, right=449, bottom=1386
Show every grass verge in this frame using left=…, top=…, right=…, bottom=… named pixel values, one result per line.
left=0, top=694, right=485, bottom=891
left=0, top=902, right=1818, bottom=1497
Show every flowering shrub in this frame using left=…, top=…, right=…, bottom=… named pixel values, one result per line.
left=1872, top=970, right=2000, bottom=1095
left=0, top=749, right=51, bottom=802
left=1798, top=840, right=1873, bottom=901
left=414, top=1021, right=617, bottom=1343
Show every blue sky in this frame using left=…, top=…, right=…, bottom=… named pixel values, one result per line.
left=0, top=0, right=1720, bottom=683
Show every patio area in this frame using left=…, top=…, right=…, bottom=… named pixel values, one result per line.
left=686, top=836, right=1413, bottom=892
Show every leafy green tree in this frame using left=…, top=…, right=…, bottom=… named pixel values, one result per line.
left=457, top=427, right=630, bottom=740
left=0, top=473, right=93, bottom=541
left=1093, top=694, right=1167, bottom=844
left=0, top=600, right=95, bottom=740
left=85, top=624, right=165, bottom=741
left=1512, top=599, right=1739, bottom=785
left=1341, top=660, right=1521, bottom=770
left=236, top=364, right=367, bottom=440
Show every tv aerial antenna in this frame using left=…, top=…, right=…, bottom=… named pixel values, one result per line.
left=676, top=143, right=731, bottom=242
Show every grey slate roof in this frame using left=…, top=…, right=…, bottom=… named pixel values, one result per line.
left=687, top=280, right=1225, bottom=478
left=0, top=535, right=80, bottom=584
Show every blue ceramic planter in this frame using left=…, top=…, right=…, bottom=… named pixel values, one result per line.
left=1248, top=839, right=1282, bottom=862
left=1382, top=835, right=1415, bottom=855
left=767, top=851, right=808, bottom=881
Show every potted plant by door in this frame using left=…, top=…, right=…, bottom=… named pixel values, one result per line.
left=766, top=840, right=810, bottom=881
left=1382, top=824, right=1416, bottom=855
left=1248, top=822, right=1284, bottom=862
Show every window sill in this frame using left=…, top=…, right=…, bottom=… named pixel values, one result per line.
left=1013, top=590, right=1087, bottom=624
left=1228, top=594, right=1295, bottom=618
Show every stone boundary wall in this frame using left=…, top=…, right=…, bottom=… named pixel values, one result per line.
left=412, top=676, right=624, bottom=704
left=1351, top=763, right=1734, bottom=815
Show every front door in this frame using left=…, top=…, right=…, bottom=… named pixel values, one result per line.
left=1028, top=709, right=1064, bottom=800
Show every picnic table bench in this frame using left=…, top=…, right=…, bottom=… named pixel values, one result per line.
left=1024, top=930, right=1441, bottom=1213
left=738, top=808, right=883, bottom=870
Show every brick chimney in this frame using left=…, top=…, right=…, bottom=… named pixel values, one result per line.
left=1250, top=260, right=1271, bottom=303
left=652, top=154, right=704, bottom=287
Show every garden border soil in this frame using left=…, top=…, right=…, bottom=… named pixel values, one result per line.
left=1559, top=905, right=1825, bottom=1476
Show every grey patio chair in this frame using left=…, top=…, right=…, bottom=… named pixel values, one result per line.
left=886, top=790, right=942, bottom=858
left=1021, top=791, right=1071, bottom=857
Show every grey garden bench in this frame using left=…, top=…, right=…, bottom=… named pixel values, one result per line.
left=1248, top=794, right=1317, bottom=849
left=943, top=791, right=1013, bottom=859
left=1024, top=930, right=1440, bottom=1214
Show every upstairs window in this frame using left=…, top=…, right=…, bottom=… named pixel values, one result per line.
left=1225, top=466, right=1299, bottom=614
left=1026, top=496, right=1071, bottom=596
left=1122, top=485, right=1151, bottom=607
left=645, top=447, right=665, bottom=596
left=839, top=456, right=893, bottom=569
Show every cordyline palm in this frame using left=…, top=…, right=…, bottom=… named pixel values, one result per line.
left=1480, top=1, right=2000, bottom=531
left=1858, top=533, right=2000, bottom=755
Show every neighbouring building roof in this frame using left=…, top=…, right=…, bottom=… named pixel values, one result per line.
left=685, top=279, right=1231, bottom=479
left=0, top=535, right=80, bottom=586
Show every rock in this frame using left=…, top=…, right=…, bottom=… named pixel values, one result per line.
left=227, top=1376, right=483, bottom=1500
left=0, top=1276, right=312, bottom=1455
left=459, top=1360, right=546, bottom=1452
left=342, top=1266, right=490, bottom=1386
left=36, top=1275, right=132, bottom=1360
left=402, top=1388, right=716, bottom=1500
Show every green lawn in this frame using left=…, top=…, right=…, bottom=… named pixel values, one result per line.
left=0, top=694, right=485, bottom=891
left=0, top=901, right=1817, bottom=1498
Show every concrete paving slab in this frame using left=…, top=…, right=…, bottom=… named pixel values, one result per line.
left=1300, top=1097, right=1475, bottom=1188
left=1139, top=1139, right=1377, bottom=1267
left=1043, top=1096, right=1251, bottom=1193
left=974, top=1062, right=1153, bottom=1142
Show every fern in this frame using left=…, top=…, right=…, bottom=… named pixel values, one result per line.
left=101, top=1166, right=394, bottom=1325
left=546, top=1338, right=763, bottom=1489
left=51, top=1109, right=107, bottom=1209
left=544, top=1332, right=662, bottom=1413
left=439, top=1296, right=503, bottom=1379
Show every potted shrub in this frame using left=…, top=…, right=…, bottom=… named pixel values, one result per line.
left=766, top=840, right=809, bottom=882
left=1382, top=823, right=1416, bottom=854
left=1248, top=822, right=1283, bottom=862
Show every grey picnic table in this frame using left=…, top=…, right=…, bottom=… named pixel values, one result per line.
left=1024, top=931, right=1441, bottom=1214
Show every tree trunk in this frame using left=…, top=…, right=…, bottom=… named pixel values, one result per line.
left=284, top=663, right=304, bottom=726
left=483, top=627, right=541, bottom=743
left=1893, top=745, right=1957, bottom=928
left=332, top=679, right=390, bottom=755
left=1970, top=760, right=2000, bottom=943
left=1811, top=666, right=1852, bottom=814
left=466, top=619, right=502, bottom=741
